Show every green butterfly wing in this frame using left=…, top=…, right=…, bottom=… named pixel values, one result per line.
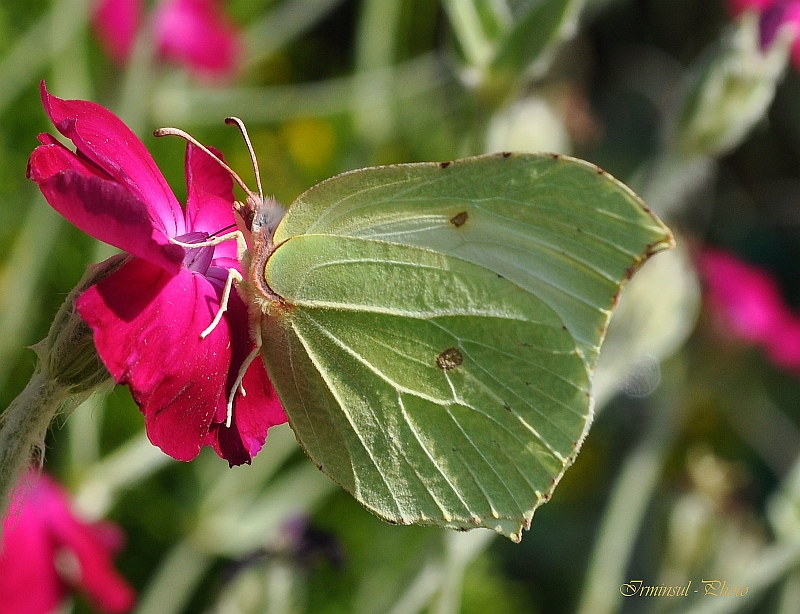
left=257, top=153, right=672, bottom=541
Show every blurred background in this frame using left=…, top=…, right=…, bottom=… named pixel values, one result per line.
left=4, top=0, right=800, bottom=612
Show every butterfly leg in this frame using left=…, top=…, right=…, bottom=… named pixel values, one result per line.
left=170, top=231, right=250, bottom=339
left=201, top=267, right=244, bottom=338
left=225, top=319, right=263, bottom=427
left=172, top=230, right=259, bottom=428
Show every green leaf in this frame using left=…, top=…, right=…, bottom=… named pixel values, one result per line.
left=483, top=0, right=584, bottom=102
left=443, top=0, right=512, bottom=67
left=490, top=0, right=581, bottom=73
left=258, top=152, right=672, bottom=541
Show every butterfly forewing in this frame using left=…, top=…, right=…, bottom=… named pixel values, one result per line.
left=272, top=153, right=670, bottom=369
left=259, top=152, right=672, bottom=540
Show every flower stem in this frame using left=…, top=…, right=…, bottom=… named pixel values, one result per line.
left=432, top=530, right=496, bottom=614
left=0, top=370, right=71, bottom=517
left=133, top=540, right=212, bottom=614
left=576, top=360, right=684, bottom=614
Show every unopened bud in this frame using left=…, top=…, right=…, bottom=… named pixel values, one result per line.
left=32, top=254, right=128, bottom=394
left=675, top=12, right=792, bottom=157
left=0, top=254, right=130, bottom=519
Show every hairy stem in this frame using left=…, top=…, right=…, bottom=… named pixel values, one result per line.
left=0, top=371, right=70, bottom=517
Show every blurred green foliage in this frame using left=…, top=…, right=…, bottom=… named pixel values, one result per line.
left=4, top=0, right=800, bottom=613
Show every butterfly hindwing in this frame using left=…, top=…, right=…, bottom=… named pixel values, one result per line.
left=260, top=234, right=590, bottom=540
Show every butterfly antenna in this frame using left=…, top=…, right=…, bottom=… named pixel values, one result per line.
left=224, top=117, right=264, bottom=202
left=153, top=127, right=255, bottom=198
left=211, top=223, right=238, bottom=238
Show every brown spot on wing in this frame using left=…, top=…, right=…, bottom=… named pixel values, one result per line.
left=436, top=348, right=463, bottom=370
left=449, top=211, right=468, bottom=227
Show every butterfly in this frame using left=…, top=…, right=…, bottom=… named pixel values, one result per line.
left=157, top=120, right=673, bottom=542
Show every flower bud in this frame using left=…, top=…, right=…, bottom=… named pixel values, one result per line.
left=675, top=12, right=792, bottom=157
left=32, top=254, right=129, bottom=394
left=0, top=255, right=130, bottom=519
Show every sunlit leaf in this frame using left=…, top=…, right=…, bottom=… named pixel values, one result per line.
left=484, top=0, right=584, bottom=100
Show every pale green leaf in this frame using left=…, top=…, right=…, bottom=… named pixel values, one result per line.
left=443, top=0, right=513, bottom=58
left=445, top=0, right=585, bottom=102
left=259, top=152, right=672, bottom=541
left=489, top=0, right=583, bottom=78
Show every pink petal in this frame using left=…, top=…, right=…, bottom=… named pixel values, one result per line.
left=184, top=142, right=238, bottom=263
left=765, top=314, right=800, bottom=370
left=186, top=142, right=235, bottom=207
left=86, top=520, right=128, bottom=555
left=206, top=262, right=240, bottom=286
left=28, top=142, right=184, bottom=273
left=207, top=291, right=286, bottom=465
left=0, top=473, right=135, bottom=614
left=698, top=248, right=786, bottom=344
left=154, top=0, right=241, bottom=78
left=782, top=4, right=800, bottom=67
left=77, top=258, right=235, bottom=461
left=758, top=1, right=800, bottom=51
left=30, top=133, right=110, bottom=178
left=40, top=82, right=184, bottom=238
left=93, top=0, right=142, bottom=64
left=48, top=501, right=136, bottom=613
left=0, top=479, right=64, bottom=614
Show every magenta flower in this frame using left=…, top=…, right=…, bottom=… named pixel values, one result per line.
left=93, top=0, right=240, bottom=78
left=727, top=0, right=800, bottom=68
left=0, top=470, right=135, bottom=614
left=27, top=82, right=286, bottom=466
left=698, top=247, right=800, bottom=372
left=698, top=247, right=785, bottom=344
left=729, top=0, right=778, bottom=13
left=153, top=0, right=240, bottom=77
left=93, top=0, right=141, bottom=65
